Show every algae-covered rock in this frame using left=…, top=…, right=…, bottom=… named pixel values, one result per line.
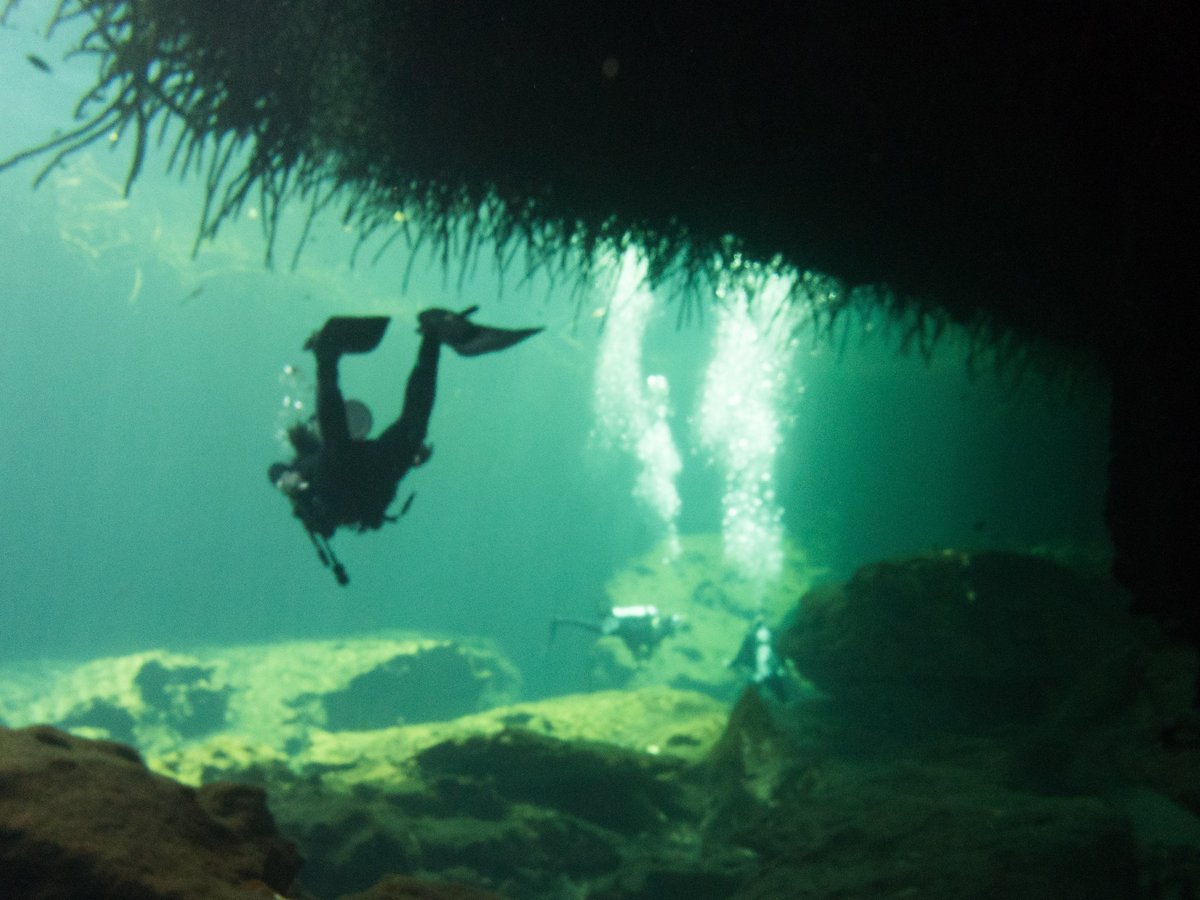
left=700, top=688, right=1144, bottom=900
left=0, top=634, right=521, bottom=765
left=727, top=765, right=1139, bottom=900
left=260, top=687, right=735, bottom=899
left=416, top=727, right=687, bottom=833
left=255, top=679, right=1145, bottom=900
left=585, top=533, right=823, bottom=699
left=0, top=725, right=300, bottom=899
left=5, top=552, right=1176, bottom=899
left=173, top=685, right=728, bottom=792
left=0, top=650, right=225, bottom=753
left=156, top=733, right=293, bottom=789
left=778, top=550, right=1139, bottom=732
left=774, top=547, right=1200, bottom=828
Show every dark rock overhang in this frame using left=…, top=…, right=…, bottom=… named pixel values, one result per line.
left=3, top=2, right=1188, bottom=363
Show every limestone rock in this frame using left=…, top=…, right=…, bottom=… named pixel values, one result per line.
left=779, top=551, right=1143, bottom=731
left=0, top=724, right=300, bottom=899
left=0, top=635, right=521, bottom=768
left=244, top=687, right=733, bottom=899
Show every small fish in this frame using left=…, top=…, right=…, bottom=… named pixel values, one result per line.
left=399, top=492, right=416, bottom=517
left=26, top=53, right=52, bottom=73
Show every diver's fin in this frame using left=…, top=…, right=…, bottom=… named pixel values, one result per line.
left=448, top=323, right=543, bottom=357
left=418, top=307, right=542, bottom=357
left=304, top=316, right=390, bottom=355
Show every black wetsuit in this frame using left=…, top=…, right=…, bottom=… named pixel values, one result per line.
left=270, top=307, right=541, bottom=584
left=288, top=332, right=438, bottom=539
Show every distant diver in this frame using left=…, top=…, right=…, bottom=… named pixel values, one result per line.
left=268, top=306, right=542, bottom=585
left=728, top=618, right=792, bottom=701
left=550, top=604, right=687, bottom=659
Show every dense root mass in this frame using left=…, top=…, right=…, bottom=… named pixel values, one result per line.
left=3, top=1, right=1181, bottom=365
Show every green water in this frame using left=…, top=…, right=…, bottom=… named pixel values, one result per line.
left=0, top=8, right=1110, bottom=702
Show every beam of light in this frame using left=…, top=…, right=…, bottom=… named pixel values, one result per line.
left=592, top=246, right=683, bottom=561
left=695, top=263, right=813, bottom=586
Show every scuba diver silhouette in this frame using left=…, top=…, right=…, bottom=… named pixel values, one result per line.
left=268, top=307, right=541, bottom=585
left=728, top=618, right=793, bottom=701
left=550, top=605, right=687, bottom=659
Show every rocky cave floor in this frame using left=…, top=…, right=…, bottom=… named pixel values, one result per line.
left=3, top=546, right=1199, bottom=899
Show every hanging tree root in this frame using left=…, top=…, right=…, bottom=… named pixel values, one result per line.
left=1, top=0, right=1107, bottom=382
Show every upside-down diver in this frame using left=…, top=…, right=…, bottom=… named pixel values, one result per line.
left=268, top=306, right=541, bottom=585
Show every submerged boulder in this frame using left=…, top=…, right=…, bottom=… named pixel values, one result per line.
left=0, top=725, right=300, bottom=899
left=415, top=727, right=687, bottom=834
left=779, top=550, right=1151, bottom=731
left=776, top=550, right=1200, bottom=820
left=702, top=688, right=1143, bottom=900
